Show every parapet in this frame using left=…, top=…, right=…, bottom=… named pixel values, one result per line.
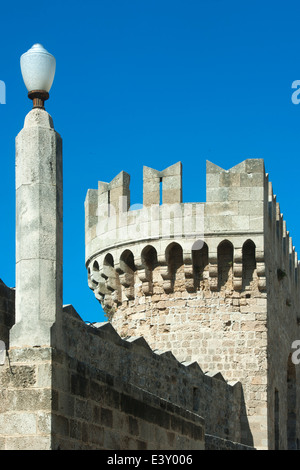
left=205, top=158, right=267, bottom=233
left=85, top=158, right=299, bottom=310
left=60, top=304, right=248, bottom=444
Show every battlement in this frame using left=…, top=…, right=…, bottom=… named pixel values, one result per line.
left=143, top=162, right=182, bottom=205
left=266, top=175, right=299, bottom=285
left=85, top=159, right=299, bottom=311
left=59, top=304, right=249, bottom=445
left=84, top=158, right=300, bottom=450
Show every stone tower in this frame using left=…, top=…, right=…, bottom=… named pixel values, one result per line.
left=85, top=159, right=300, bottom=450
left=2, top=45, right=258, bottom=451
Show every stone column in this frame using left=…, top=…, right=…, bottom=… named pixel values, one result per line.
left=10, top=108, right=63, bottom=347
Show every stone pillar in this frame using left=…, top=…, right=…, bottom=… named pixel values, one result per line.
left=10, top=108, right=63, bottom=347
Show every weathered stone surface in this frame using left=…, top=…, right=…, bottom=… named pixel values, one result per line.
left=10, top=108, right=63, bottom=348
left=85, top=159, right=300, bottom=450
left=2, top=106, right=298, bottom=451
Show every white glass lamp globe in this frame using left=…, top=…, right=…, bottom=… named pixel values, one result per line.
left=20, top=44, right=56, bottom=108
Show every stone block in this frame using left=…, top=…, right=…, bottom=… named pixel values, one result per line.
left=219, top=172, right=241, bottom=187
left=241, top=173, right=265, bottom=188
left=85, top=189, right=98, bottom=228
left=15, top=128, right=62, bottom=189
left=0, top=412, right=37, bottom=435
left=206, top=161, right=224, bottom=174
left=16, top=184, right=61, bottom=262
left=100, top=407, right=113, bottom=428
left=206, top=187, right=229, bottom=202
left=245, top=159, right=265, bottom=174
left=231, top=216, right=250, bottom=231
left=205, top=201, right=238, bottom=217
left=249, top=216, right=263, bottom=230
left=15, top=258, right=61, bottom=324
left=238, top=200, right=263, bottom=216
left=206, top=173, right=220, bottom=188
left=5, top=436, right=51, bottom=450
left=208, top=215, right=232, bottom=231
left=228, top=187, right=250, bottom=201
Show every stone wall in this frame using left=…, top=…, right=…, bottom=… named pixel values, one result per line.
left=85, top=159, right=268, bottom=448
left=108, top=254, right=264, bottom=448
left=52, top=313, right=205, bottom=449
left=264, top=179, right=300, bottom=449
left=0, top=347, right=52, bottom=450
left=55, top=306, right=248, bottom=446
left=205, top=434, right=255, bottom=450
left=0, top=305, right=252, bottom=449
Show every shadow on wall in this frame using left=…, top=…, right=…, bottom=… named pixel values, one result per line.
left=49, top=306, right=255, bottom=450
left=240, top=384, right=254, bottom=448
left=0, top=279, right=15, bottom=347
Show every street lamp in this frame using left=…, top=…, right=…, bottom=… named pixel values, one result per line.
left=20, top=43, right=56, bottom=109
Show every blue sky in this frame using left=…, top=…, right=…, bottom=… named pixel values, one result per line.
left=1, top=0, right=300, bottom=323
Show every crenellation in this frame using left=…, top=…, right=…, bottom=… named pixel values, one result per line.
left=143, top=162, right=182, bottom=207
left=85, top=189, right=98, bottom=231
left=98, top=171, right=131, bottom=214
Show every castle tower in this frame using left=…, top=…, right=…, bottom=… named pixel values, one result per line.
left=10, top=108, right=63, bottom=348
left=85, top=159, right=300, bottom=450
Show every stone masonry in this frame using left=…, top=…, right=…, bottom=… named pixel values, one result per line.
left=0, top=298, right=254, bottom=450
left=85, top=159, right=300, bottom=450
left=3, top=46, right=300, bottom=450
left=0, top=106, right=256, bottom=451
left=1, top=78, right=298, bottom=450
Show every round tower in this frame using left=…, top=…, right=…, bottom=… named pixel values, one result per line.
left=85, top=159, right=277, bottom=448
left=85, top=159, right=269, bottom=366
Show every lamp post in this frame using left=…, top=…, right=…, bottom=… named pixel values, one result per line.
left=20, top=43, right=56, bottom=109
left=10, top=44, right=63, bottom=348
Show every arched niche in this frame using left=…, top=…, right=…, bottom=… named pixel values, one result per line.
left=120, top=249, right=135, bottom=273
left=217, top=240, right=233, bottom=289
left=141, top=245, right=158, bottom=271
left=192, top=241, right=208, bottom=290
left=242, top=239, right=256, bottom=290
left=165, top=242, right=183, bottom=287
